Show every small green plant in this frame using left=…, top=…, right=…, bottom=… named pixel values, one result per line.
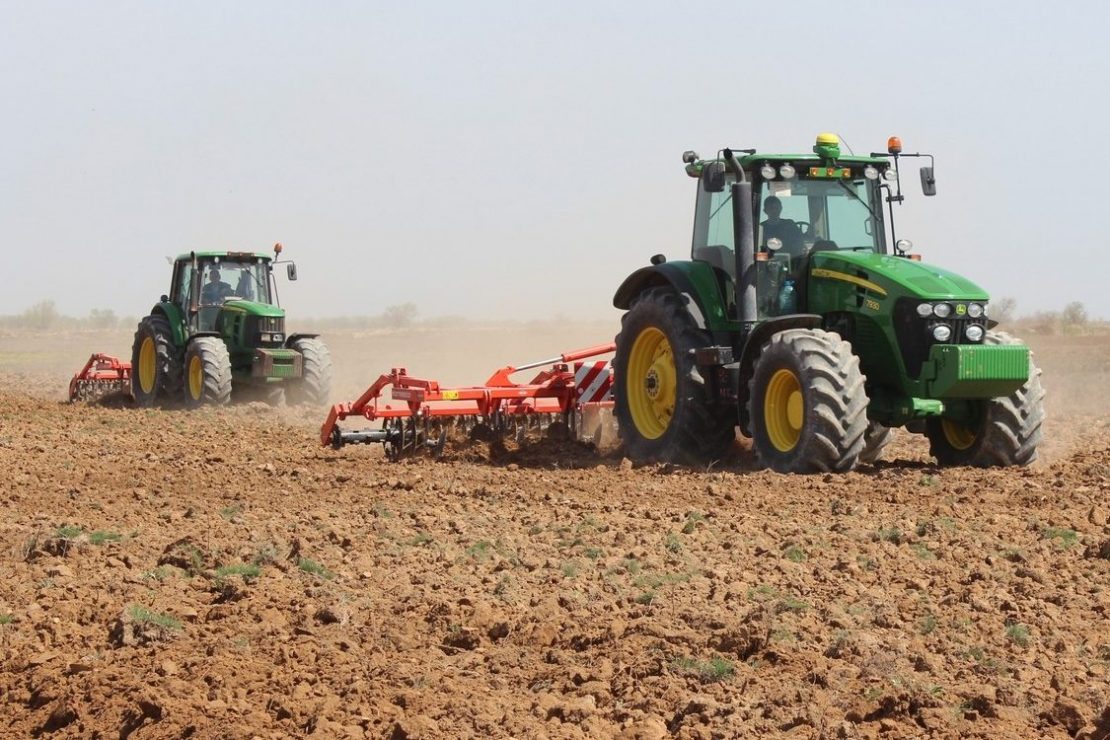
left=56, top=525, right=83, bottom=540
left=912, top=543, right=936, bottom=560
left=562, top=561, right=579, bottom=578
left=623, top=558, right=641, bottom=575
left=372, top=502, right=393, bottom=518
left=215, top=563, right=261, bottom=582
left=465, top=540, right=494, bottom=561
left=493, top=575, right=512, bottom=599
left=219, top=505, right=242, bottom=520
left=664, top=534, right=683, bottom=553
left=681, top=512, right=706, bottom=534
left=1005, top=623, right=1031, bottom=647
left=410, top=531, right=434, bottom=546
left=0, top=614, right=13, bottom=625
left=584, top=546, right=603, bottom=559
left=141, top=566, right=175, bottom=582
left=919, top=614, right=938, bottom=635
left=88, top=530, right=122, bottom=546
left=778, top=596, right=808, bottom=613
left=673, top=655, right=734, bottom=683
left=747, top=584, right=779, bottom=602
left=873, top=527, right=902, bottom=545
left=297, top=558, right=334, bottom=580
left=783, top=545, right=806, bottom=563
left=1042, top=527, right=1079, bottom=550
left=918, top=474, right=938, bottom=487
left=635, top=591, right=656, bottom=605
left=129, top=605, right=182, bottom=632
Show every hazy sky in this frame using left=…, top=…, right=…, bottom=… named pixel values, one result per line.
left=2, top=1, right=1107, bottom=322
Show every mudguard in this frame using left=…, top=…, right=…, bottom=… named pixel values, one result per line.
left=612, top=260, right=735, bottom=333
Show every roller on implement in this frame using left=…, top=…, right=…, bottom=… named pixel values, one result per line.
left=69, top=353, right=132, bottom=401
left=320, top=342, right=615, bottom=458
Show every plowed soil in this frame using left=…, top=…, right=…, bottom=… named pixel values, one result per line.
left=1, top=327, right=1108, bottom=739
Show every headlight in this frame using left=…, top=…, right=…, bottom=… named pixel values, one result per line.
left=896, top=238, right=913, bottom=252
left=932, top=324, right=952, bottom=341
left=916, top=303, right=934, bottom=318
left=260, top=333, right=271, bottom=342
left=760, top=163, right=777, bottom=180
left=933, top=302, right=953, bottom=318
left=965, top=325, right=984, bottom=342
left=767, top=237, right=783, bottom=252
left=272, top=333, right=284, bottom=343
left=883, top=168, right=898, bottom=181
left=864, top=165, right=879, bottom=180
left=967, top=303, right=984, bottom=318
left=778, top=163, right=796, bottom=179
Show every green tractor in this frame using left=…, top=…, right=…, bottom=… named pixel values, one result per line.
left=613, top=134, right=1044, bottom=472
left=131, top=243, right=333, bottom=408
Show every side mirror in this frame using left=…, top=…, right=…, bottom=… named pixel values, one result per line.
left=700, top=161, right=726, bottom=193
left=286, top=263, right=298, bottom=281
left=920, top=166, right=936, bottom=196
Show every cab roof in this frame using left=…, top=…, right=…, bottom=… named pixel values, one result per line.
left=174, top=251, right=272, bottom=263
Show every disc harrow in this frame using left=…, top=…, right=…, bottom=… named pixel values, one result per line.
left=68, top=354, right=132, bottom=402
left=320, top=343, right=616, bottom=457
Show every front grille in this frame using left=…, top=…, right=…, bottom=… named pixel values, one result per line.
left=245, top=315, right=286, bottom=347
left=893, top=298, right=988, bottom=378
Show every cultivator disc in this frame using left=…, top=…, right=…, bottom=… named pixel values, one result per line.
left=320, top=343, right=616, bottom=460
left=68, top=354, right=132, bottom=403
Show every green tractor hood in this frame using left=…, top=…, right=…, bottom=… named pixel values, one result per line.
left=812, top=251, right=989, bottom=301
left=220, top=300, right=285, bottom=319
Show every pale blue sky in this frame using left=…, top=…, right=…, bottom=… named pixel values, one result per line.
left=2, top=1, right=1107, bottom=320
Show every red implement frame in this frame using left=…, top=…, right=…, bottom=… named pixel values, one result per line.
left=320, top=342, right=615, bottom=449
left=68, top=353, right=132, bottom=402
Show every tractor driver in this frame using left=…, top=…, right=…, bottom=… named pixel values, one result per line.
left=201, top=268, right=234, bottom=305
left=760, top=196, right=805, bottom=257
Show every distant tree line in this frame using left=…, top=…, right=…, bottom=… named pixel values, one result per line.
left=0, top=298, right=1101, bottom=335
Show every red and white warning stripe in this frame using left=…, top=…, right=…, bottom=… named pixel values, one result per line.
left=573, top=361, right=613, bottom=404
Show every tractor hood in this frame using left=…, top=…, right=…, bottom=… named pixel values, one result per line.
left=220, top=300, right=285, bottom=318
left=811, top=251, right=989, bottom=301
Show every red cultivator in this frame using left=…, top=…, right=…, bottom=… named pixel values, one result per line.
left=320, top=343, right=616, bottom=459
left=68, top=354, right=131, bottom=402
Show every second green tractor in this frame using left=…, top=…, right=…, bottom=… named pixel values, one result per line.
left=613, top=134, right=1044, bottom=472
left=131, top=244, right=333, bottom=408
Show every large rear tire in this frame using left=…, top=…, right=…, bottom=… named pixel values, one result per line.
left=613, top=287, right=736, bottom=465
left=748, top=328, right=868, bottom=473
left=925, top=331, right=1044, bottom=467
left=130, top=315, right=183, bottom=407
left=183, top=337, right=232, bottom=408
left=285, top=337, right=333, bottom=406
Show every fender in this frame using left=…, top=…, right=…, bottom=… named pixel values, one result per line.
left=151, top=301, right=188, bottom=347
left=285, top=332, right=319, bottom=348
left=612, top=260, right=735, bottom=333
left=735, top=314, right=822, bottom=434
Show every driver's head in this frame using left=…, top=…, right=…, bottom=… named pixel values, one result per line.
left=208, top=269, right=221, bottom=283
left=764, top=196, right=783, bottom=218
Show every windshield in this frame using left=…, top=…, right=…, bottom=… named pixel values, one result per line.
left=198, top=259, right=273, bottom=306
left=759, top=174, right=883, bottom=255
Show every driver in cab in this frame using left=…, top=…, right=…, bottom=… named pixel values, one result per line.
left=201, top=268, right=234, bottom=305
left=760, top=196, right=805, bottom=257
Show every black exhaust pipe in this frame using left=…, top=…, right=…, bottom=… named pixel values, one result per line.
left=723, top=149, right=756, bottom=327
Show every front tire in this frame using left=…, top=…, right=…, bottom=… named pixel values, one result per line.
left=925, top=331, right=1045, bottom=467
left=613, top=287, right=736, bottom=465
left=748, top=328, right=868, bottom=473
left=131, top=315, right=183, bottom=407
left=285, top=337, right=334, bottom=406
left=183, top=337, right=232, bottom=407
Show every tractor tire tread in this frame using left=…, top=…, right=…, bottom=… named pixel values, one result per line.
left=186, top=337, right=232, bottom=406
left=130, top=314, right=183, bottom=407
left=749, top=328, right=868, bottom=473
left=287, top=337, right=334, bottom=406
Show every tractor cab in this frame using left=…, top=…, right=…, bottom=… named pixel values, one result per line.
left=690, top=136, right=892, bottom=320
left=169, top=252, right=282, bottom=333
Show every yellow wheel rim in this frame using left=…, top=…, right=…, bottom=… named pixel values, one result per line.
left=765, top=368, right=804, bottom=452
left=626, top=327, right=675, bottom=440
left=188, top=355, right=204, bottom=400
left=941, top=418, right=976, bottom=450
left=138, top=337, right=157, bottom=394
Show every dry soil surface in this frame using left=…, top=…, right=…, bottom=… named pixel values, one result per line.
left=0, top=327, right=1108, bottom=739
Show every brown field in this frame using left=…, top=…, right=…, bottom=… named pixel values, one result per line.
left=1, top=326, right=1108, bottom=739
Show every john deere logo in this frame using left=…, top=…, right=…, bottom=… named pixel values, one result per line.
left=956, top=304, right=967, bottom=316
